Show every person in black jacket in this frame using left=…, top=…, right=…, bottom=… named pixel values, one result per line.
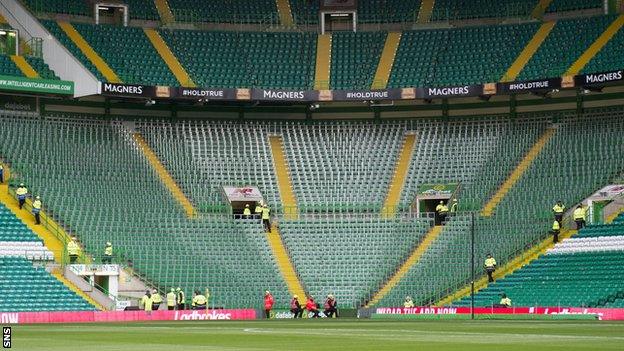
left=290, top=295, right=303, bottom=318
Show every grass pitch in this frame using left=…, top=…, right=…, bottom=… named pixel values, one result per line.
left=11, top=319, right=624, bottom=351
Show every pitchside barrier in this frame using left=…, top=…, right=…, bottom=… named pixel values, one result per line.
left=361, top=306, right=624, bottom=321
left=0, top=309, right=256, bottom=324
left=372, top=313, right=597, bottom=321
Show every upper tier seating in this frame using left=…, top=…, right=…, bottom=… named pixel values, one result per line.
left=22, top=0, right=606, bottom=23
left=169, top=0, right=278, bottom=23
left=517, top=15, right=615, bottom=81
left=289, top=0, right=422, bottom=25
left=430, top=0, right=602, bottom=21
left=582, top=17, right=624, bottom=75
left=330, top=31, right=386, bottom=90
left=160, top=29, right=316, bottom=90
left=0, top=113, right=290, bottom=308
left=431, top=0, right=535, bottom=21
left=0, top=54, right=29, bottom=77
left=389, top=22, right=539, bottom=87
left=40, top=15, right=624, bottom=88
left=0, top=257, right=94, bottom=312
left=24, top=0, right=90, bottom=17
left=0, top=54, right=58, bottom=80
left=546, top=0, right=604, bottom=13
left=44, top=21, right=106, bottom=82
left=25, top=0, right=159, bottom=20
left=123, top=0, right=160, bottom=20
left=43, top=21, right=178, bottom=86
left=280, top=215, right=432, bottom=306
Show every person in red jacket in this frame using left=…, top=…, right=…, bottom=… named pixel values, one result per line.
left=290, top=294, right=303, bottom=318
left=305, top=295, right=320, bottom=318
left=263, top=290, right=274, bottom=319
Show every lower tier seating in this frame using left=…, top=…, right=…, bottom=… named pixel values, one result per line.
left=454, top=213, right=624, bottom=307
left=0, top=257, right=94, bottom=312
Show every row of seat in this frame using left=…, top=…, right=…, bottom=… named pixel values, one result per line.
left=25, top=0, right=159, bottom=20
left=24, top=0, right=604, bottom=24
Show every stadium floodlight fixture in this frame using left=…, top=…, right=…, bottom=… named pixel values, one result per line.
left=145, top=99, right=156, bottom=106
left=309, top=103, right=320, bottom=110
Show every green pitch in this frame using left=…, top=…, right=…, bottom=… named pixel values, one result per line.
left=11, top=319, right=624, bottom=350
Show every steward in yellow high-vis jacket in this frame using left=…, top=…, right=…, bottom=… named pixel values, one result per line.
left=484, top=254, right=497, bottom=283
left=167, top=288, right=176, bottom=310
left=67, top=237, right=81, bottom=264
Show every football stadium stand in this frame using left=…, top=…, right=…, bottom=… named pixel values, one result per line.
left=281, top=122, right=404, bottom=213
left=388, top=22, right=544, bottom=87
left=1, top=0, right=624, bottom=315
left=81, top=23, right=175, bottom=85
left=30, top=15, right=624, bottom=89
left=455, top=213, right=624, bottom=307
left=0, top=113, right=290, bottom=309
left=24, top=0, right=90, bottom=17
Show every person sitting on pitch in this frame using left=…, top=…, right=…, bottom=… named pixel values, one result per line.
left=290, top=295, right=303, bottom=318
left=323, top=294, right=338, bottom=318
left=305, top=295, right=320, bottom=318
